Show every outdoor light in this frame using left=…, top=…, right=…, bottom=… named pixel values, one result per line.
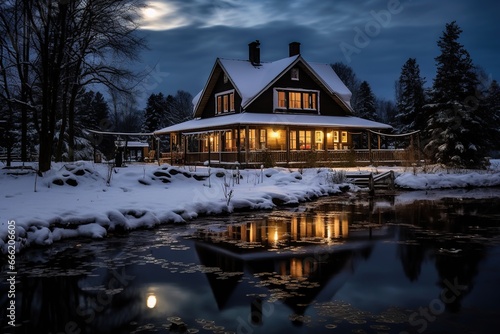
left=147, top=294, right=157, bottom=309
left=272, top=130, right=280, bottom=138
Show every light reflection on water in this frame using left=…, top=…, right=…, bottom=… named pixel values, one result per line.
left=2, top=193, right=500, bottom=334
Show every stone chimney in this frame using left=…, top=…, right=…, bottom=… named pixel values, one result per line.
left=289, top=42, right=301, bottom=57
left=248, top=40, right=261, bottom=65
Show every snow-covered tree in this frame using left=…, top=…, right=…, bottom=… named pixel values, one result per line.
left=395, top=58, right=426, bottom=132
left=423, top=21, right=488, bottom=168
left=356, top=81, right=378, bottom=121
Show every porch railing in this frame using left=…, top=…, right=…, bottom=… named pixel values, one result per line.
left=180, top=148, right=416, bottom=166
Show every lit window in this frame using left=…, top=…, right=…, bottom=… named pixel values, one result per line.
left=278, top=91, right=286, bottom=108
left=298, top=130, right=311, bottom=150
left=275, top=89, right=318, bottom=112
left=289, top=92, right=302, bottom=109
left=217, top=96, right=222, bottom=114
left=341, top=131, right=348, bottom=143
left=215, top=90, right=235, bottom=114
left=223, top=95, right=228, bottom=112
left=333, top=131, right=339, bottom=143
left=289, top=130, right=297, bottom=150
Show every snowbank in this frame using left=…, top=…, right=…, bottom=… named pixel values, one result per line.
left=0, top=162, right=351, bottom=253
left=1, top=160, right=500, bottom=254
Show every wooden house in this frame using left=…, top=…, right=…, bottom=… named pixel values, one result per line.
left=155, top=41, right=400, bottom=167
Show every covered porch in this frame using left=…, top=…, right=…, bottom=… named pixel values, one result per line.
left=155, top=113, right=419, bottom=167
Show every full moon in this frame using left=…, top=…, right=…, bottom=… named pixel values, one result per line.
left=143, top=7, right=159, bottom=19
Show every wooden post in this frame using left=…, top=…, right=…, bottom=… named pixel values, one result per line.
left=207, top=133, right=211, bottom=167
left=286, top=126, right=290, bottom=165
left=368, top=131, right=372, bottom=163
left=237, top=126, right=241, bottom=164
left=184, top=135, right=187, bottom=165
left=245, top=126, right=249, bottom=164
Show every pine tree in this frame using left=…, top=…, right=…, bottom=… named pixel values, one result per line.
left=423, top=21, right=487, bottom=168
left=485, top=80, right=500, bottom=153
left=142, top=93, right=167, bottom=133
left=395, top=58, right=426, bottom=132
left=356, top=81, right=378, bottom=121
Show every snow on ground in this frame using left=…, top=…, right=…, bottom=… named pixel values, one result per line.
left=1, top=160, right=500, bottom=253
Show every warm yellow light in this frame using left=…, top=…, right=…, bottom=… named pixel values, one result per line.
left=272, top=130, right=280, bottom=138
left=327, top=132, right=332, bottom=138
left=147, top=295, right=157, bottom=309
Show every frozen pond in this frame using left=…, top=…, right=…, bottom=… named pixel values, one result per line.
left=2, top=190, right=500, bottom=333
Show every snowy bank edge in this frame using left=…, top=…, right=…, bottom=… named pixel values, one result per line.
left=0, top=168, right=352, bottom=254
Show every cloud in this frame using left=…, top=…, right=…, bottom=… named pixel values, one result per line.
left=132, top=0, right=499, bottom=106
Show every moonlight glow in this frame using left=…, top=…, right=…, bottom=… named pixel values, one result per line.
left=147, top=295, right=157, bottom=309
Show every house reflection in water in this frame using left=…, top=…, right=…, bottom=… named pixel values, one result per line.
left=194, top=210, right=390, bottom=319
left=206, top=212, right=351, bottom=249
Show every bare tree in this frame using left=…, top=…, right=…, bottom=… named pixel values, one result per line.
left=0, top=0, right=147, bottom=171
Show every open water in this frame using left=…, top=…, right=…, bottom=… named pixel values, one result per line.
left=2, top=190, right=500, bottom=334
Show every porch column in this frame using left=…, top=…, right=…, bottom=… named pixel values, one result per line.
left=157, top=136, right=161, bottom=166
left=368, top=131, right=372, bottom=163
left=218, top=131, right=222, bottom=162
left=245, top=126, right=249, bottom=164
left=207, top=134, right=211, bottom=167
left=237, top=126, right=241, bottom=163
left=323, top=127, right=328, bottom=161
left=286, top=126, right=290, bottom=165
left=184, top=135, right=187, bottom=165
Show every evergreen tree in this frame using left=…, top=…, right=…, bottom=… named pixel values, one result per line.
left=485, top=80, right=500, bottom=153
left=423, top=21, right=487, bottom=168
left=142, top=93, right=167, bottom=133
left=356, top=81, right=378, bottom=121
left=395, top=58, right=426, bottom=132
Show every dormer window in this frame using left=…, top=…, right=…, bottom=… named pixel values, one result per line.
left=215, top=89, right=235, bottom=114
left=274, top=88, right=319, bottom=113
left=291, top=68, right=299, bottom=81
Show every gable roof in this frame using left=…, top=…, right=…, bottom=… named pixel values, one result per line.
left=193, top=55, right=354, bottom=117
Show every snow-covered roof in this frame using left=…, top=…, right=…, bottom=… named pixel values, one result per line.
left=155, top=112, right=391, bottom=135
left=192, top=55, right=353, bottom=114
left=124, top=141, right=149, bottom=148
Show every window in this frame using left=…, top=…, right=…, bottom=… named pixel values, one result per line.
left=259, top=129, right=267, bottom=149
left=275, top=89, right=319, bottom=112
left=215, top=90, right=235, bottom=114
left=291, top=68, right=299, bottom=81
left=289, top=92, right=302, bottom=109
left=341, top=131, right=348, bottom=143
left=289, top=130, right=297, bottom=150
left=298, top=130, right=311, bottom=150
left=249, top=129, right=257, bottom=150
left=333, top=131, right=339, bottom=143
left=225, top=131, right=233, bottom=151
left=278, top=91, right=286, bottom=108
left=223, top=95, right=228, bottom=112
left=303, top=92, right=317, bottom=109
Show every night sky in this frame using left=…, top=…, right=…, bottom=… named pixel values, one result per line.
left=133, top=0, right=499, bottom=107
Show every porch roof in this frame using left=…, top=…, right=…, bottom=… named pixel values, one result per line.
left=154, top=112, right=392, bottom=135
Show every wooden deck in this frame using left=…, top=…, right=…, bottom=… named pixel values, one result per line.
left=160, top=148, right=418, bottom=167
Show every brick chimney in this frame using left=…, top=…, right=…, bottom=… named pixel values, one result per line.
left=289, top=42, right=301, bottom=57
left=248, top=40, right=261, bottom=65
